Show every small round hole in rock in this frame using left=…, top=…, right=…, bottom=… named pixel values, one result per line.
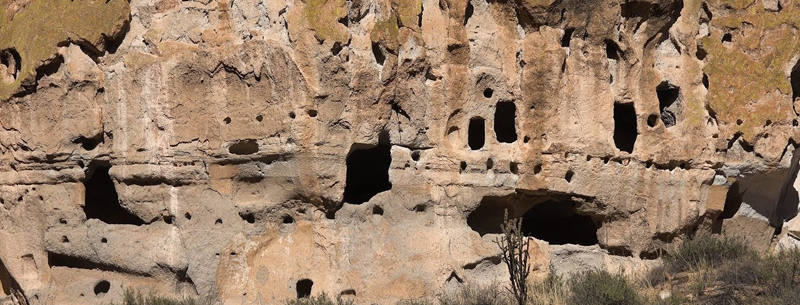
left=372, top=206, right=384, bottom=215
left=411, top=151, right=420, bottom=162
left=215, top=219, right=223, bottom=225
left=736, top=119, right=743, bottom=125
left=282, top=215, right=294, bottom=224
left=101, top=237, right=107, bottom=243
left=483, top=88, right=493, bottom=98
left=765, top=119, right=772, bottom=126
left=184, top=212, right=192, bottom=220
left=532, top=164, right=541, bottom=174
left=241, top=213, right=256, bottom=224
left=163, top=215, right=173, bottom=224
left=61, top=236, right=69, bottom=243
left=523, top=136, right=530, bottom=143
left=307, top=110, right=318, bottom=117
left=565, top=170, right=574, bottom=182
left=289, top=112, right=296, bottom=119
left=510, top=162, right=520, bottom=174
left=647, top=114, right=658, bottom=127
left=223, top=117, right=231, bottom=124
left=486, top=158, right=494, bottom=170
left=59, top=218, right=68, bottom=224
left=460, top=161, right=467, bottom=172
left=413, top=204, right=426, bottom=212
left=256, top=115, right=263, bottom=122
left=722, top=33, right=732, bottom=43
left=94, top=280, right=110, bottom=295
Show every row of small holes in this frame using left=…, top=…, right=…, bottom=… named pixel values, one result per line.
left=222, top=110, right=318, bottom=124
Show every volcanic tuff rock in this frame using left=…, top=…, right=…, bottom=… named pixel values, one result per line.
left=2, top=0, right=800, bottom=304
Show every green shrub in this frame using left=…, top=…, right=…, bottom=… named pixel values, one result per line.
left=285, top=293, right=354, bottom=305
left=664, top=234, right=752, bottom=273
left=116, top=289, right=208, bottom=305
left=568, top=269, right=642, bottom=305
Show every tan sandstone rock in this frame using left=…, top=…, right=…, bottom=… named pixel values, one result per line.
left=2, top=0, right=800, bottom=304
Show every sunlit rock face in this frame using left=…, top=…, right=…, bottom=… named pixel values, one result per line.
left=1, top=0, right=800, bottom=304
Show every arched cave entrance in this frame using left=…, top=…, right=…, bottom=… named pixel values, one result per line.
left=83, top=165, right=144, bottom=225
left=468, top=117, right=485, bottom=150
left=343, top=144, right=392, bottom=204
left=521, top=200, right=598, bottom=246
left=467, top=195, right=599, bottom=245
left=297, top=279, right=314, bottom=298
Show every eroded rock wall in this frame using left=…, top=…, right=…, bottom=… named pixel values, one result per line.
left=1, top=0, right=800, bottom=304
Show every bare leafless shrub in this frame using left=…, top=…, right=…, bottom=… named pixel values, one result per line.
left=494, top=210, right=530, bottom=305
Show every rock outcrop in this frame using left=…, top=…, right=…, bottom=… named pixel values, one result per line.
left=2, top=0, right=800, bottom=304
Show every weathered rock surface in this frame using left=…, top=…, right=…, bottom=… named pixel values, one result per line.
left=2, top=0, right=800, bottom=304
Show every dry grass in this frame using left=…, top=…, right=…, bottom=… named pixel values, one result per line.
left=114, top=289, right=211, bottom=305
left=285, top=293, right=354, bottom=305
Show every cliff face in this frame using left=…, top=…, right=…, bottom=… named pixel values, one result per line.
left=1, top=0, right=800, bottom=304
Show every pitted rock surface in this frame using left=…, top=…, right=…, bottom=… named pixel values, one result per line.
left=2, top=0, right=800, bottom=304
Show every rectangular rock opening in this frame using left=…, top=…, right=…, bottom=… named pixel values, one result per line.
left=494, top=102, right=517, bottom=143
left=657, top=82, right=681, bottom=128
left=613, top=103, right=637, bottom=153
left=468, top=117, right=485, bottom=150
left=343, top=144, right=392, bottom=204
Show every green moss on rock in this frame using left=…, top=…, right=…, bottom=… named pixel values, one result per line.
left=703, top=1, right=800, bottom=139
left=0, top=0, right=130, bottom=101
left=302, top=0, right=350, bottom=44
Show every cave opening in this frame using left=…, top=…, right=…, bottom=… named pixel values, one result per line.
left=0, top=48, right=20, bottom=83
left=657, top=82, right=680, bottom=128
left=343, top=144, right=392, bottom=204
left=229, top=140, right=259, bottom=155
left=613, top=103, right=637, bottom=153
left=468, top=117, right=485, bottom=150
left=94, top=280, right=110, bottom=295
left=467, top=196, right=514, bottom=236
left=468, top=195, right=599, bottom=246
left=494, top=102, right=517, bottom=143
left=297, top=279, right=314, bottom=298
left=521, top=200, right=598, bottom=245
left=83, top=165, right=144, bottom=225
left=791, top=59, right=800, bottom=102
